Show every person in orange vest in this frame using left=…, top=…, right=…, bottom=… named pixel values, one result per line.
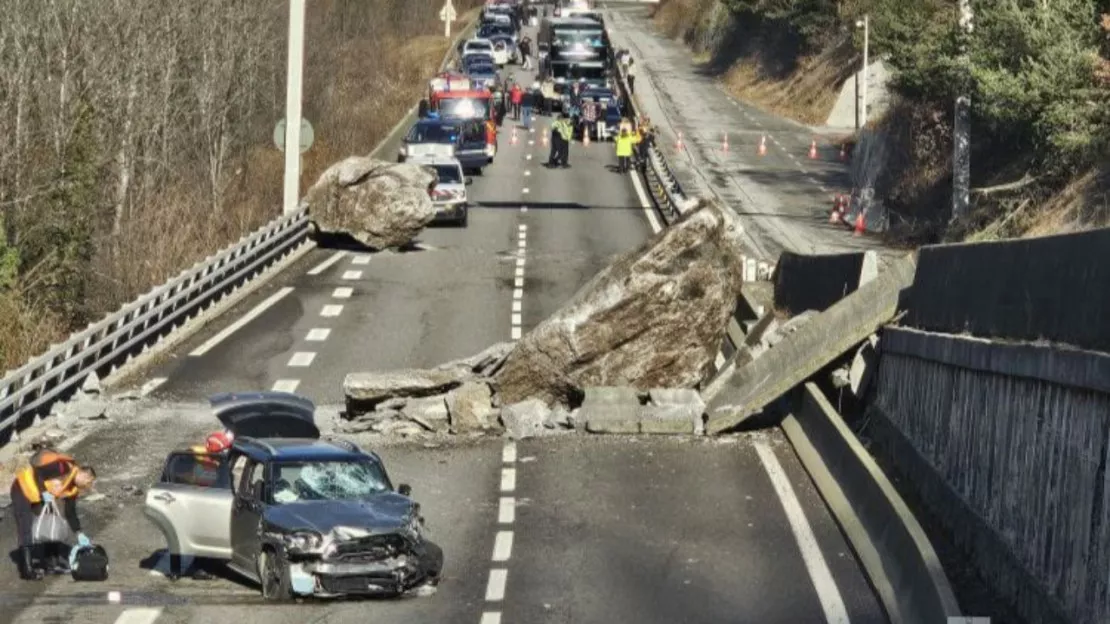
left=9, top=450, right=97, bottom=580
left=485, top=118, right=498, bottom=154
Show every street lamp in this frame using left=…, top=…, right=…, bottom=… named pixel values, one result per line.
left=282, top=0, right=307, bottom=215
left=856, top=14, right=869, bottom=129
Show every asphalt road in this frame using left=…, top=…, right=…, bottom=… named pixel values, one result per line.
left=603, top=4, right=893, bottom=262
left=0, top=16, right=887, bottom=624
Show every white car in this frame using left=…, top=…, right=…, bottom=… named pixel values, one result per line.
left=412, top=155, right=470, bottom=226
left=463, top=38, right=510, bottom=67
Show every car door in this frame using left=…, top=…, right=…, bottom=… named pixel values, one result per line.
left=230, top=457, right=268, bottom=578
left=144, top=450, right=234, bottom=560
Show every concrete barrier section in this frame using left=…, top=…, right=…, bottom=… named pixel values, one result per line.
left=772, top=250, right=876, bottom=315
left=903, top=228, right=1110, bottom=352
left=706, top=254, right=915, bottom=433
left=782, top=383, right=962, bottom=623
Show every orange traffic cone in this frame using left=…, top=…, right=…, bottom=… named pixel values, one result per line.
left=722, top=133, right=729, bottom=152
left=511, top=127, right=519, bottom=145
left=757, top=135, right=767, bottom=156
left=808, top=139, right=818, bottom=159
left=853, top=210, right=866, bottom=236
left=675, top=131, right=684, bottom=151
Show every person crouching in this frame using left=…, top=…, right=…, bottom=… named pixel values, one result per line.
left=10, top=450, right=97, bottom=580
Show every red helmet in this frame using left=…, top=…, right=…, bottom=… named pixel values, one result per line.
left=205, top=431, right=233, bottom=453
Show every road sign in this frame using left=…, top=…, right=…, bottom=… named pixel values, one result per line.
left=273, top=117, right=314, bottom=154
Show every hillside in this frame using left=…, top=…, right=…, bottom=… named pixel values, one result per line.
left=652, top=0, right=1110, bottom=246
left=0, top=0, right=480, bottom=371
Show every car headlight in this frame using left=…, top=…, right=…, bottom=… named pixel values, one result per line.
left=283, top=531, right=323, bottom=552
left=403, top=515, right=424, bottom=541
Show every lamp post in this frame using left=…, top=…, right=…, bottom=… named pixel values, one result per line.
left=855, top=14, right=869, bottom=129
left=282, top=0, right=306, bottom=215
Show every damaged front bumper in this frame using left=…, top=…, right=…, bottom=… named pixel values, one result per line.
left=287, top=555, right=430, bottom=597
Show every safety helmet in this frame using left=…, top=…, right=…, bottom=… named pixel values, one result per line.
left=205, top=431, right=233, bottom=453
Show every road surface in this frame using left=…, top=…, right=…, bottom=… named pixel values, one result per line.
left=0, top=17, right=887, bottom=624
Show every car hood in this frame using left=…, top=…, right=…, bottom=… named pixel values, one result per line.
left=263, top=493, right=417, bottom=537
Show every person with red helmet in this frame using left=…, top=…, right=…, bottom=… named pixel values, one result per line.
left=183, top=429, right=234, bottom=487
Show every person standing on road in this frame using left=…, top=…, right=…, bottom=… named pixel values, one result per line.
left=546, top=117, right=564, bottom=167
left=9, top=450, right=97, bottom=580
left=580, top=97, right=599, bottom=142
left=509, top=83, right=523, bottom=121
left=556, top=115, right=574, bottom=167
left=626, top=58, right=636, bottom=94
left=615, top=127, right=635, bottom=173
left=521, top=85, right=535, bottom=130
left=519, top=37, right=533, bottom=70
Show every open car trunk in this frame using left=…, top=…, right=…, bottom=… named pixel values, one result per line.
left=209, top=391, right=320, bottom=439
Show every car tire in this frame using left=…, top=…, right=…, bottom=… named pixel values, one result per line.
left=459, top=209, right=469, bottom=228
left=259, top=549, right=294, bottom=602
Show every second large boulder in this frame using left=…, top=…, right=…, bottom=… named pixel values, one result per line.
left=303, top=156, right=437, bottom=249
left=495, top=200, right=746, bottom=406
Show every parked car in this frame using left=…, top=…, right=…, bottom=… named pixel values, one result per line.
left=143, top=392, right=444, bottom=601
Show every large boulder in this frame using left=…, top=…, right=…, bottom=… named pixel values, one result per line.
left=303, top=156, right=438, bottom=249
left=495, top=200, right=746, bottom=406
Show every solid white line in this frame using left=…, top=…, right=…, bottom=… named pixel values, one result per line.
left=511, top=326, right=522, bottom=340
left=485, top=569, right=508, bottom=601
left=272, top=379, right=300, bottom=393
left=332, top=287, right=353, bottom=299
left=512, top=300, right=522, bottom=313
left=113, top=608, right=163, bottom=624
left=503, top=442, right=517, bottom=463
left=139, top=377, right=167, bottom=397
left=480, top=613, right=502, bottom=624
left=499, top=497, right=516, bottom=523
left=492, top=531, right=514, bottom=562
left=307, top=251, right=346, bottom=275
left=321, top=304, right=343, bottom=317
left=342, top=270, right=363, bottom=280
left=288, top=352, right=316, bottom=367
left=501, top=468, right=516, bottom=492
left=754, top=440, right=851, bottom=623
left=512, top=288, right=523, bottom=301
left=351, top=255, right=371, bottom=265
left=189, top=287, right=294, bottom=356
left=306, top=328, right=331, bottom=341
left=629, top=171, right=663, bottom=233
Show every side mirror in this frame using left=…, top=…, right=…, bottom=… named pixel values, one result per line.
left=465, top=177, right=474, bottom=185
left=398, top=483, right=412, bottom=497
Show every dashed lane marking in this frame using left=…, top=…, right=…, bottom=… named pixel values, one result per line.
left=139, top=377, right=167, bottom=397
left=522, top=187, right=530, bottom=194
left=503, top=441, right=517, bottom=463
left=288, top=351, right=316, bottom=367
left=332, top=287, right=353, bottom=299
left=114, top=608, right=163, bottom=624
left=499, top=497, right=516, bottom=523
left=511, top=224, right=527, bottom=341
left=320, top=304, right=344, bottom=317
left=480, top=613, right=502, bottom=624
left=306, top=328, right=331, bottom=341
left=486, top=568, right=508, bottom=601
left=342, top=270, right=363, bottom=280
left=189, top=287, right=294, bottom=356
left=524, top=170, right=531, bottom=176
left=351, top=255, right=371, bottom=265
left=306, top=251, right=346, bottom=275
left=500, top=467, right=516, bottom=492
left=754, top=440, right=851, bottom=623
left=272, top=379, right=300, bottom=393
left=492, top=531, right=514, bottom=562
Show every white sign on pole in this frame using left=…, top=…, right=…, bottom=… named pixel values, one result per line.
left=440, top=0, right=457, bottom=38
left=273, top=118, right=315, bottom=154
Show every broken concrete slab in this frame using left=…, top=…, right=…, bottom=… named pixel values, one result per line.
left=639, top=405, right=698, bottom=434
left=648, top=388, right=704, bottom=409
left=583, top=406, right=640, bottom=434
left=447, top=382, right=496, bottom=433
left=400, top=396, right=449, bottom=431
left=772, top=249, right=878, bottom=315
left=436, top=342, right=514, bottom=378
left=583, top=386, right=641, bottom=405
left=706, top=255, right=916, bottom=434
left=501, top=399, right=551, bottom=440
left=343, top=368, right=470, bottom=413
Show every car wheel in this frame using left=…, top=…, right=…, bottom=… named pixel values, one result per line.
left=259, top=549, right=293, bottom=602
left=459, top=209, right=469, bottom=228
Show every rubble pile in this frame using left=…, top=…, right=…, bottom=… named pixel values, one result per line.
left=303, top=156, right=438, bottom=250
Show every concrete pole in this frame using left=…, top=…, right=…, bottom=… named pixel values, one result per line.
left=282, top=0, right=306, bottom=215
left=951, top=0, right=972, bottom=222
left=859, top=14, right=869, bottom=128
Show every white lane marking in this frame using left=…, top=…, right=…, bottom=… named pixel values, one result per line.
left=522, top=187, right=530, bottom=194
left=524, top=170, right=531, bottom=176
left=503, top=442, right=517, bottom=463
left=511, top=313, right=522, bottom=326
left=288, top=352, right=316, bottom=367
left=514, top=276, right=524, bottom=288
left=629, top=171, right=663, bottom=233
left=351, top=255, right=371, bottom=265
left=521, top=206, right=529, bottom=213
left=485, top=569, right=508, bottom=601
left=321, top=304, right=343, bottom=317
left=528, top=140, right=535, bottom=146
left=512, top=300, right=522, bottom=313
left=307, top=251, right=346, bottom=275
left=518, top=224, right=527, bottom=231
left=342, top=270, right=363, bottom=280
left=306, top=328, right=331, bottom=341
left=512, top=288, right=523, bottom=301
left=139, top=377, right=167, bottom=397
left=511, top=326, right=522, bottom=340
left=514, top=267, right=524, bottom=278
left=480, top=613, right=502, bottom=624
left=515, top=256, right=526, bottom=267
left=492, top=531, right=514, bottom=562
left=189, top=287, right=294, bottom=356
left=526, top=153, right=532, bottom=161
left=114, top=608, right=163, bottom=624
left=332, top=287, right=353, bottom=299
left=754, top=440, right=851, bottom=623
left=500, top=468, right=516, bottom=492
left=499, top=497, right=516, bottom=523
left=272, top=379, right=301, bottom=393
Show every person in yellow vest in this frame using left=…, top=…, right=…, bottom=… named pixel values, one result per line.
left=9, top=450, right=97, bottom=580
left=615, top=126, right=635, bottom=173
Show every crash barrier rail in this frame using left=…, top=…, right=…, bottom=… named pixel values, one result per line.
left=0, top=18, right=479, bottom=448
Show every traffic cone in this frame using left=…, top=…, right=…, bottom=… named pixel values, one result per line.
left=808, top=139, right=818, bottom=159
left=853, top=210, right=866, bottom=236
left=722, top=132, right=729, bottom=152
left=511, top=127, right=518, bottom=145
left=675, top=131, right=684, bottom=151
left=757, top=135, right=767, bottom=157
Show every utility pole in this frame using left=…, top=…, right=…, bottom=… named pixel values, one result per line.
left=856, top=14, right=869, bottom=129
left=951, top=0, right=973, bottom=222
left=282, top=0, right=306, bottom=215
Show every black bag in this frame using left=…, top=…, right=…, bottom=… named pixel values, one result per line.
left=70, top=544, right=109, bottom=581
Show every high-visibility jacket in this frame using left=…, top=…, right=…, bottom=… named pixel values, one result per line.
left=616, top=133, right=635, bottom=157
left=485, top=120, right=497, bottom=145
left=15, top=451, right=79, bottom=504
